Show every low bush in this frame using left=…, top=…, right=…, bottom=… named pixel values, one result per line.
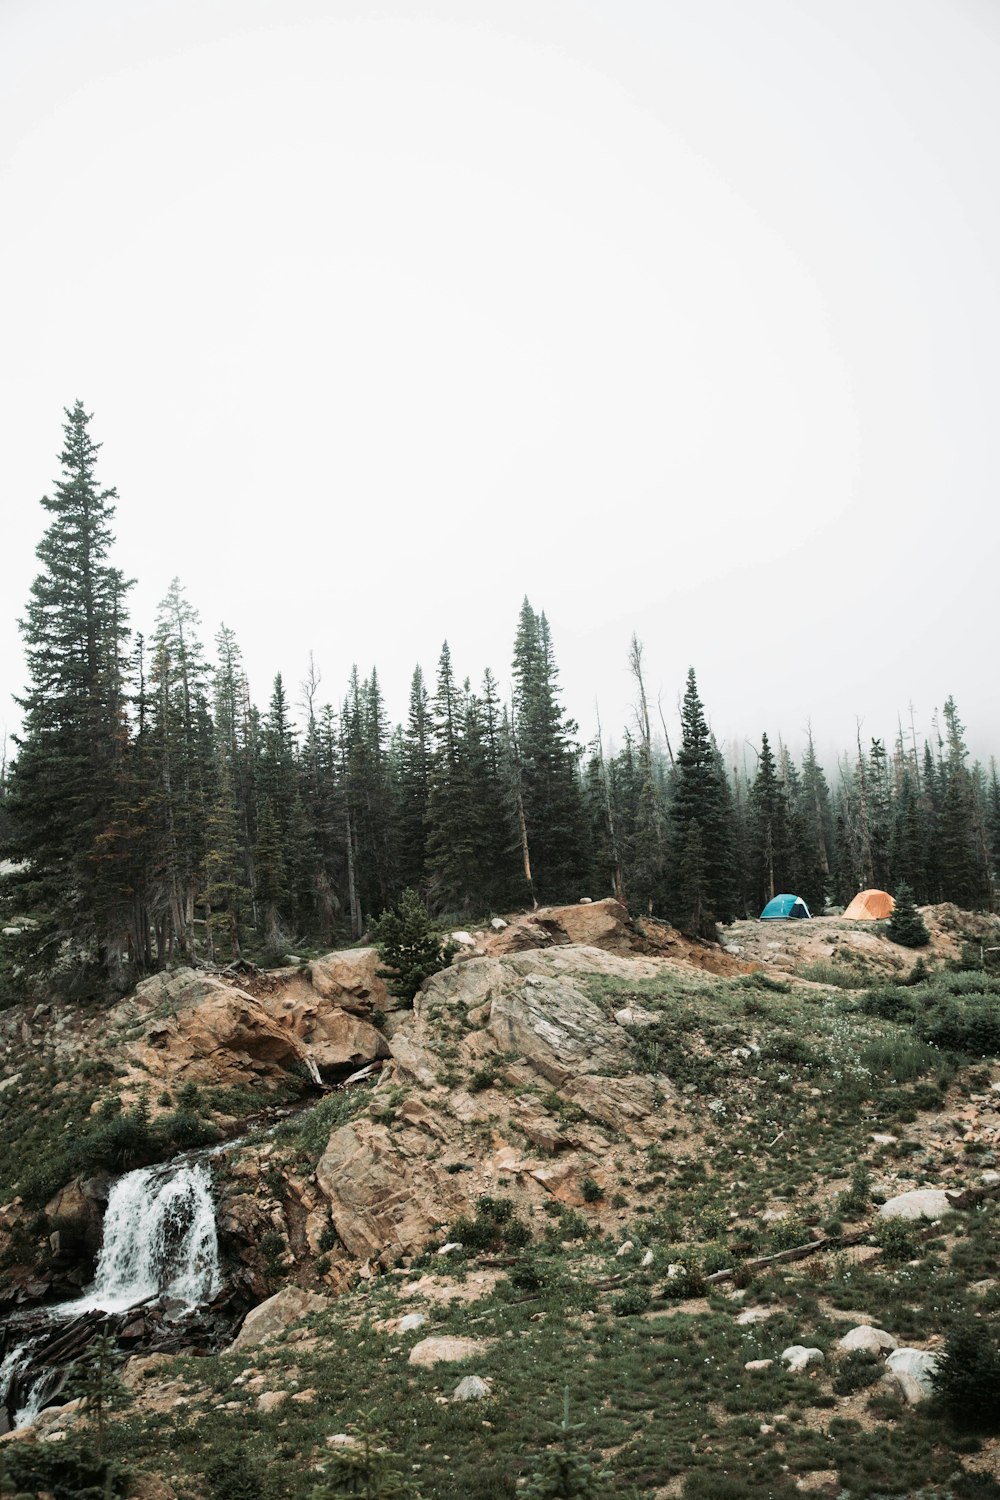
left=450, top=1195, right=532, bottom=1253
left=832, top=1349, right=884, bottom=1395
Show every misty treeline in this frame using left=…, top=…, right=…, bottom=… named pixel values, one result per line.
left=2, top=405, right=999, bottom=997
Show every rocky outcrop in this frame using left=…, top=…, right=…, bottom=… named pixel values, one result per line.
left=315, top=1121, right=466, bottom=1265
left=487, top=974, right=632, bottom=1084
left=123, top=970, right=310, bottom=1089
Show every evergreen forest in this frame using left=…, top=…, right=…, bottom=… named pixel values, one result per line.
left=2, top=405, right=999, bottom=999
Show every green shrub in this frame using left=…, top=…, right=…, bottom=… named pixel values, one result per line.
left=660, top=1254, right=705, bottom=1300
left=611, top=1284, right=651, bottom=1316
left=931, top=1321, right=1000, bottom=1432
left=580, top=1177, right=603, bottom=1203
left=872, top=1216, right=919, bottom=1262
left=3, top=1439, right=129, bottom=1499
left=832, top=1349, right=884, bottom=1395
left=206, top=1446, right=274, bottom=1500
left=450, top=1195, right=532, bottom=1253
left=837, top=1165, right=872, bottom=1222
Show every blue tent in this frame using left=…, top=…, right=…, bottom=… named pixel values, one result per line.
left=760, top=893, right=811, bottom=920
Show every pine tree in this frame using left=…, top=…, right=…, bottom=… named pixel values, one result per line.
left=424, top=643, right=476, bottom=910
left=748, top=733, right=794, bottom=911
left=889, top=768, right=930, bottom=901
left=511, top=600, right=589, bottom=901
left=2, top=403, right=135, bottom=992
left=886, top=882, right=930, bottom=947
left=146, top=578, right=214, bottom=958
left=396, top=666, right=432, bottom=892
left=666, top=669, right=736, bottom=929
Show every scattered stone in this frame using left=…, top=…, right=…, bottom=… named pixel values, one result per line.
left=408, top=1336, right=487, bottom=1368
left=578, top=897, right=592, bottom=904
left=490, top=918, right=508, bottom=931
left=451, top=932, right=477, bottom=949
left=838, top=1325, right=897, bottom=1355
left=615, top=1240, right=634, bottom=1258
left=745, top=1359, right=774, bottom=1371
left=453, top=1375, right=491, bottom=1401
left=327, top=1434, right=361, bottom=1449
left=736, top=1306, right=773, bottom=1326
left=291, top=1388, right=317, bottom=1403
left=256, top=1390, right=289, bottom=1413
left=613, top=1006, right=659, bottom=1027
left=870, top=1133, right=897, bottom=1146
left=780, top=1346, right=825, bottom=1373
left=640, top=1249, right=654, bottom=1268
left=437, top=1242, right=463, bottom=1256
left=878, top=1189, right=964, bottom=1221
left=398, top=1312, right=428, bottom=1333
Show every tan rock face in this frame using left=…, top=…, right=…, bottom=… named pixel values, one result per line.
left=308, top=949, right=392, bottom=1013
left=257, top=993, right=390, bottom=1078
left=125, top=971, right=309, bottom=1088
left=315, top=1121, right=465, bottom=1264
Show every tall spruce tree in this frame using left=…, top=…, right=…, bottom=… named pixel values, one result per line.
left=511, top=600, right=589, bottom=901
left=2, top=404, right=135, bottom=991
left=748, top=733, right=794, bottom=911
left=396, top=665, right=432, bottom=892
left=666, top=669, right=736, bottom=931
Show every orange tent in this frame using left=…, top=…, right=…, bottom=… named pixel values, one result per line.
left=843, top=889, right=895, bottom=920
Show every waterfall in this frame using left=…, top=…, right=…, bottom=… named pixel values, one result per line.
left=1, top=1155, right=222, bottom=1431
left=74, top=1159, right=220, bottom=1314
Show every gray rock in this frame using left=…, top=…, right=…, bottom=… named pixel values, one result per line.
left=744, top=1359, right=774, bottom=1371
left=398, top=1312, right=427, bottom=1333
left=885, top=1347, right=939, bottom=1395
left=780, top=1345, right=824, bottom=1373
left=490, top=918, right=508, bottom=931
left=736, top=1307, right=774, bottom=1326
left=882, top=1370, right=929, bottom=1405
left=453, top=1375, right=491, bottom=1400
left=838, top=1325, right=897, bottom=1355
left=878, top=1189, right=963, bottom=1221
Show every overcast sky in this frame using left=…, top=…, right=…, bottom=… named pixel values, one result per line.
left=2, top=0, right=998, bottom=772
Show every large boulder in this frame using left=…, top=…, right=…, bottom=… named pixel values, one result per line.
left=408, top=1336, right=488, bottom=1368
left=487, top=900, right=633, bottom=955
left=878, top=1189, right=966, bottom=1222
left=257, top=992, right=389, bottom=1079
left=885, top=1347, right=940, bottom=1398
left=124, top=972, right=309, bottom=1088
left=229, top=1286, right=329, bottom=1352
